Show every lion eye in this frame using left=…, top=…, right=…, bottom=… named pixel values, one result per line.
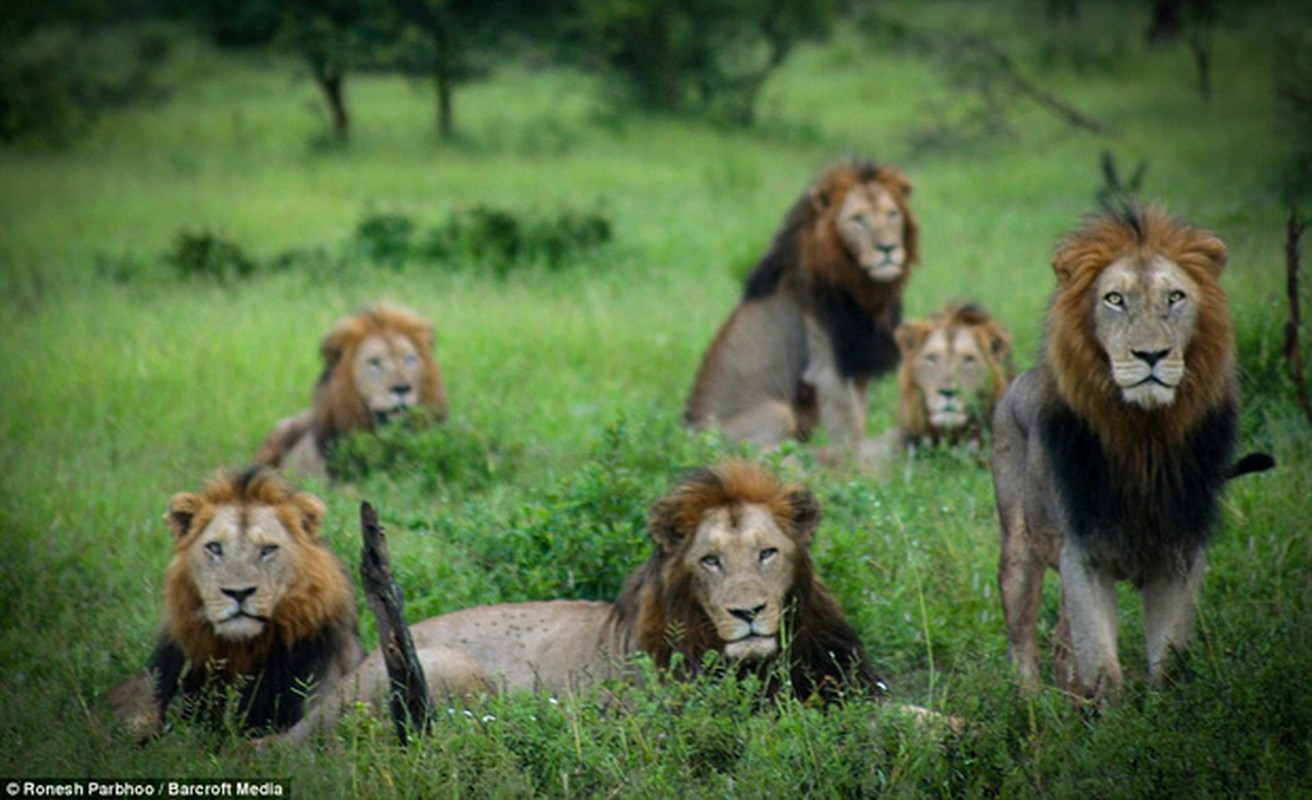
left=260, top=544, right=279, bottom=560
left=367, top=356, right=385, bottom=370
left=1103, top=292, right=1125, bottom=308
left=403, top=354, right=418, bottom=367
left=700, top=554, right=721, bottom=570
left=962, top=354, right=977, bottom=366
left=1168, top=289, right=1187, bottom=306
left=759, top=547, right=778, bottom=564
left=205, top=542, right=222, bottom=557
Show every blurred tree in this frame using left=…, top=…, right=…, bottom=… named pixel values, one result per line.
left=581, top=0, right=837, bottom=127
left=280, top=0, right=392, bottom=142
left=1146, top=0, right=1218, bottom=101
left=387, top=0, right=501, bottom=140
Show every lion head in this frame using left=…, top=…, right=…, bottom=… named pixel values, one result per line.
left=162, top=467, right=357, bottom=671
left=618, top=460, right=884, bottom=701
left=313, top=303, right=449, bottom=443
left=895, top=302, right=1014, bottom=443
left=1046, top=206, right=1235, bottom=449
left=803, top=160, right=919, bottom=289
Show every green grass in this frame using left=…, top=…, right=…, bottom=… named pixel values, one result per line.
left=2, top=1, right=1310, bottom=795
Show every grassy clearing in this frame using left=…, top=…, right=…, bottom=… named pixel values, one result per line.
left=1, top=1, right=1310, bottom=795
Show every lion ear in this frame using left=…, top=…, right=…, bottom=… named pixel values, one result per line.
left=647, top=497, right=687, bottom=554
left=165, top=493, right=204, bottom=540
left=1189, top=231, right=1229, bottom=277
left=786, top=488, right=822, bottom=546
left=985, top=322, right=1013, bottom=362
left=809, top=185, right=833, bottom=213
left=894, top=321, right=929, bottom=357
left=294, top=492, right=327, bottom=539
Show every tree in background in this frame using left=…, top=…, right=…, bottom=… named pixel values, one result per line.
left=581, top=0, right=836, bottom=127
left=386, top=0, right=526, bottom=141
left=281, top=0, right=392, bottom=142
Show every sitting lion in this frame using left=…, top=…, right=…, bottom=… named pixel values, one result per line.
left=282, top=460, right=888, bottom=743
left=109, top=468, right=362, bottom=738
left=256, top=303, right=449, bottom=477
left=684, top=160, right=919, bottom=452
left=991, top=206, right=1270, bottom=707
left=894, top=302, right=1014, bottom=449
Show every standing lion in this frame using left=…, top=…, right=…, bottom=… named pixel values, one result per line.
left=684, top=160, right=919, bottom=452
left=256, top=303, right=448, bottom=477
left=991, top=206, right=1267, bottom=707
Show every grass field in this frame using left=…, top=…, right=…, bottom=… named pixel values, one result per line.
left=2, top=1, right=1310, bottom=796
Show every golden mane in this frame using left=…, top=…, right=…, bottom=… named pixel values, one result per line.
left=896, top=302, right=1013, bottom=442
left=799, top=160, right=919, bottom=310
left=1045, top=206, right=1235, bottom=453
left=313, top=303, right=448, bottom=442
left=162, top=468, right=357, bottom=674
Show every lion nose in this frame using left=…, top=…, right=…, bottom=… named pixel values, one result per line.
left=938, top=388, right=957, bottom=399
left=729, top=603, right=767, bottom=623
left=221, top=587, right=257, bottom=604
left=1132, top=348, right=1170, bottom=367
left=390, top=383, right=412, bottom=397
left=875, top=242, right=897, bottom=255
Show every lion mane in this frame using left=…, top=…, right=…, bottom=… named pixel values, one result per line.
left=991, top=206, right=1260, bottom=704
left=684, top=160, right=919, bottom=450
left=613, top=461, right=887, bottom=702
left=894, top=301, right=1014, bottom=447
left=136, top=468, right=361, bottom=735
left=256, top=303, right=449, bottom=476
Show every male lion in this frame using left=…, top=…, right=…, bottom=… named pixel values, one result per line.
left=109, top=468, right=362, bottom=738
left=894, top=301, right=1014, bottom=450
left=685, top=161, right=919, bottom=452
left=991, top=206, right=1266, bottom=707
left=282, top=460, right=888, bottom=743
left=256, top=303, right=449, bottom=477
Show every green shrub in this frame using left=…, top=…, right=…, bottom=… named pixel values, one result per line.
left=164, top=230, right=258, bottom=282
left=329, top=413, right=516, bottom=495
left=418, top=205, right=613, bottom=276
left=353, top=212, right=416, bottom=269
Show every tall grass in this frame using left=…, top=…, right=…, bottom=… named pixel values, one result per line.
left=1, top=1, right=1309, bottom=795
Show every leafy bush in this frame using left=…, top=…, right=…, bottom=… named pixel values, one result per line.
left=329, top=413, right=515, bottom=495
left=0, top=24, right=172, bottom=145
left=164, top=230, right=258, bottom=282
left=354, top=212, right=416, bottom=269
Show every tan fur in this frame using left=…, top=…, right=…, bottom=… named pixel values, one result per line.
left=256, top=303, right=449, bottom=476
left=894, top=302, right=1014, bottom=446
left=281, top=461, right=882, bottom=743
left=111, top=469, right=361, bottom=738
left=991, top=207, right=1238, bottom=708
left=685, top=161, right=919, bottom=451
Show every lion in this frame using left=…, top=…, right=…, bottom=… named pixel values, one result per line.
left=281, top=460, right=888, bottom=743
left=109, top=467, right=362, bottom=738
left=255, top=303, right=449, bottom=477
left=684, top=160, right=919, bottom=452
left=990, top=206, right=1271, bottom=708
left=894, top=302, right=1014, bottom=450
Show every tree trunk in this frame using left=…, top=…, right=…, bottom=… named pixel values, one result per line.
left=313, top=68, right=349, bottom=141
left=432, top=27, right=455, bottom=140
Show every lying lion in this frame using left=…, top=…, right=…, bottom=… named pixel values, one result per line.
left=256, top=303, right=448, bottom=477
left=281, top=460, right=893, bottom=743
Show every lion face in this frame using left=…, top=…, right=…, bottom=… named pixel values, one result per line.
left=896, top=304, right=1012, bottom=435
left=835, top=180, right=909, bottom=282
left=182, top=505, right=300, bottom=640
left=351, top=332, right=424, bottom=424
left=164, top=471, right=337, bottom=650
left=1093, top=256, right=1200, bottom=410
left=682, top=503, right=799, bottom=661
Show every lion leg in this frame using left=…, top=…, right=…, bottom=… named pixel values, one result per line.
left=998, top=514, right=1046, bottom=689
left=717, top=402, right=799, bottom=449
left=1059, top=543, right=1122, bottom=707
left=1141, top=547, right=1206, bottom=689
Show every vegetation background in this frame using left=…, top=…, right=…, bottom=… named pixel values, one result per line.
left=1, top=0, right=1309, bottom=795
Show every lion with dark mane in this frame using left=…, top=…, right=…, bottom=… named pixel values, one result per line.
left=685, top=161, right=919, bottom=452
left=256, top=303, right=449, bottom=477
left=991, top=206, right=1270, bottom=707
left=110, top=468, right=362, bottom=738
left=282, top=460, right=887, bottom=742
